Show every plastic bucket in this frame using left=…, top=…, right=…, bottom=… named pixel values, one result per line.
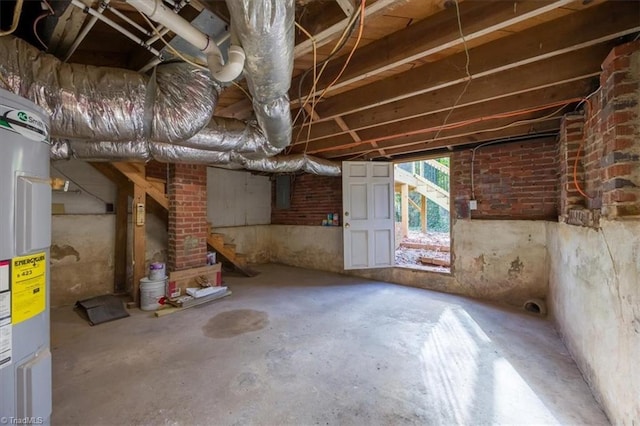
left=140, top=277, right=167, bottom=311
left=149, top=262, right=166, bottom=281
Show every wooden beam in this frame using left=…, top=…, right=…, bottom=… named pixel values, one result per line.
left=48, top=1, right=90, bottom=57
left=294, top=0, right=575, bottom=98
left=421, top=195, right=427, bottom=233
left=295, top=45, right=609, bottom=142
left=90, top=162, right=130, bottom=188
left=307, top=1, right=640, bottom=119
left=327, top=115, right=561, bottom=160
left=401, top=183, right=409, bottom=239
left=301, top=77, right=593, bottom=154
left=114, top=184, right=129, bottom=294
left=112, top=162, right=169, bottom=209
left=293, top=0, right=398, bottom=58
left=408, top=197, right=421, bottom=211
left=132, top=184, right=146, bottom=305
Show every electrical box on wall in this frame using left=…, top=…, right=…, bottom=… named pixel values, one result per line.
left=469, top=200, right=478, bottom=210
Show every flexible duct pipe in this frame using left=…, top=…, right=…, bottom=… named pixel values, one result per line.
left=0, top=36, right=215, bottom=142
left=127, top=0, right=245, bottom=82
left=226, top=0, right=294, bottom=149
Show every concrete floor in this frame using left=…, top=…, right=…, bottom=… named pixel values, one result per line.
left=52, top=264, right=609, bottom=425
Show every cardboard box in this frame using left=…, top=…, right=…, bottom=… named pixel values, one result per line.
left=167, top=263, right=222, bottom=298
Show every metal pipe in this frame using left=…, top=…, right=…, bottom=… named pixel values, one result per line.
left=64, top=0, right=110, bottom=62
left=146, top=26, right=171, bottom=45
left=0, top=0, right=24, bottom=36
left=138, top=28, right=231, bottom=76
left=106, top=4, right=153, bottom=36
left=70, top=0, right=163, bottom=59
left=127, top=0, right=245, bottom=82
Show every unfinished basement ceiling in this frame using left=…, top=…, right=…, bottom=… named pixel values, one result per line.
left=8, top=0, right=640, bottom=162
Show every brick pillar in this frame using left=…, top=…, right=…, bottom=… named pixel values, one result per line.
left=599, top=41, right=640, bottom=218
left=168, top=164, right=208, bottom=271
left=559, top=113, right=586, bottom=219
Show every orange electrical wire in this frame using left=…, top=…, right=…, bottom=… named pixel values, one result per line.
left=572, top=97, right=595, bottom=200
left=315, top=0, right=366, bottom=103
left=309, top=97, right=584, bottom=154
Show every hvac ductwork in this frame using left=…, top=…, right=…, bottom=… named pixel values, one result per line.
left=1, top=0, right=339, bottom=176
left=0, top=36, right=216, bottom=143
left=226, top=0, right=295, bottom=149
left=51, top=139, right=341, bottom=175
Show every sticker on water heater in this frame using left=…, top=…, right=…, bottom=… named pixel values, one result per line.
left=0, top=260, right=11, bottom=371
left=0, top=109, right=50, bottom=143
left=11, top=252, right=46, bottom=325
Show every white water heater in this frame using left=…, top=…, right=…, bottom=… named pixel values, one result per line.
left=0, top=89, right=52, bottom=423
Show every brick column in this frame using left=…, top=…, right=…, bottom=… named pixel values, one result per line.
left=599, top=41, right=640, bottom=218
left=168, top=164, right=208, bottom=271
left=558, top=113, right=586, bottom=219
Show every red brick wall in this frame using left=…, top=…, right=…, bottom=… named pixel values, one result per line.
left=145, top=160, right=167, bottom=181
left=167, top=164, right=208, bottom=271
left=559, top=40, right=640, bottom=220
left=452, top=138, right=559, bottom=220
left=271, top=174, right=342, bottom=225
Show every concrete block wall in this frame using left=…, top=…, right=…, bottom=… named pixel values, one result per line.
left=452, top=138, right=559, bottom=220
left=168, top=164, right=208, bottom=271
left=271, top=174, right=342, bottom=225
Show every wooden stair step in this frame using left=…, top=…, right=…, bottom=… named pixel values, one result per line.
left=206, top=234, right=258, bottom=278
left=209, top=233, right=226, bottom=245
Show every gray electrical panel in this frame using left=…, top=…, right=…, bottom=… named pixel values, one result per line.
left=0, top=89, right=52, bottom=423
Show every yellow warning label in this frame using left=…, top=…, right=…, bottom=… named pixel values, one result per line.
left=11, top=252, right=46, bottom=325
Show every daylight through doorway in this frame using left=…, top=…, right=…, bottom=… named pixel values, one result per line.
left=394, top=157, right=451, bottom=273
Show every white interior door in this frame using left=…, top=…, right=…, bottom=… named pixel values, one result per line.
left=342, top=161, right=394, bottom=270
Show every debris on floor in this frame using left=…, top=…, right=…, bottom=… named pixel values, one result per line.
left=74, top=294, right=129, bottom=326
left=395, top=230, right=450, bottom=272
left=156, top=288, right=231, bottom=317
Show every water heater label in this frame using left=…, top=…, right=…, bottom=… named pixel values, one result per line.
left=0, top=260, right=11, bottom=370
left=11, top=252, right=46, bottom=325
left=0, top=109, right=50, bottom=144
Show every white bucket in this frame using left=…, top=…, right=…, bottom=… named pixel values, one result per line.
left=140, top=276, right=167, bottom=311
left=148, top=262, right=166, bottom=281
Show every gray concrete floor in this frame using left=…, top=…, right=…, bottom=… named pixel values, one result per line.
left=52, top=264, right=609, bottom=425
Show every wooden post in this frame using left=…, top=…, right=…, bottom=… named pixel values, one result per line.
left=114, top=185, right=129, bottom=294
left=421, top=195, right=427, bottom=233
left=401, top=184, right=409, bottom=238
left=132, top=184, right=146, bottom=305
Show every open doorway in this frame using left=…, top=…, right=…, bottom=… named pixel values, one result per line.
left=394, top=157, right=451, bottom=273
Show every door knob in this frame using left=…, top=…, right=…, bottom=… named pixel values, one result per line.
left=344, top=223, right=350, bottom=228
left=345, top=212, right=349, bottom=216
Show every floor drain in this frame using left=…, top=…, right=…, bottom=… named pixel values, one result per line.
left=523, top=299, right=547, bottom=315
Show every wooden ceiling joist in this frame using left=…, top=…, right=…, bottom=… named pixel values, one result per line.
left=305, top=1, right=640, bottom=120
left=297, top=77, right=592, bottom=154
left=294, top=44, right=610, bottom=143
left=293, top=0, right=580, bottom=99
left=326, top=117, right=562, bottom=160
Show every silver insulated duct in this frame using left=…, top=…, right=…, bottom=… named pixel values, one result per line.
left=0, top=36, right=216, bottom=143
left=226, top=0, right=294, bottom=149
left=0, top=0, right=340, bottom=175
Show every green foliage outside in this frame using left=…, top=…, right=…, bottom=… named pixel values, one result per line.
left=395, top=193, right=450, bottom=233
left=395, top=157, right=451, bottom=234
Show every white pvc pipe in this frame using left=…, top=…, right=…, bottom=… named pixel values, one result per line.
left=127, top=0, right=245, bottom=82
left=107, top=5, right=152, bottom=36
left=64, top=0, right=111, bottom=62
left=70, top=0, right=163, bottom=59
